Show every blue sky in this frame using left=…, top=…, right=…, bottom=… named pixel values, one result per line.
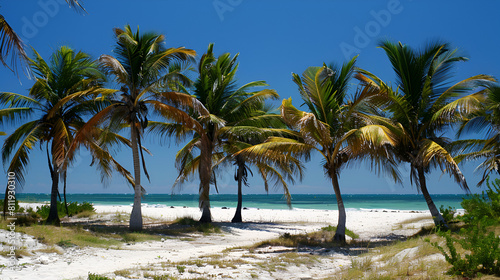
left=0, top=0, right=499, bottom=195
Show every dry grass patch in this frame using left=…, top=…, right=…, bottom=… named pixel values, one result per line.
left=248, top=226, right=358, bottom=251
left=74, top=210, right=95, bottom=218
left=34, top=246, right=64, bottom=255
left=330, top=234, right=453, bottom=280
left=114, top=268, right=135, bottom=278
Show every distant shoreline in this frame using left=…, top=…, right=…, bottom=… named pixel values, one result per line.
left=15, top=193, right=466, bottom=211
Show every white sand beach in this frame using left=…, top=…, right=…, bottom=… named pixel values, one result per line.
left=0, top=204, right=436, bottom=280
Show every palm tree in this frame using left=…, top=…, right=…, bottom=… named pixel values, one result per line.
left=0, top=1, right=85, bottom=73
left=237, top=58, right=399, bottom=242
left=356, top=40, right=496, bottom=226
left=70, top=25, right=196, bottom=230
left=1, top=46, right=121, bottom=224
left=155, top=43, right=283, bottom=223
left=219, top=107, right=303, bottom=223
left=449, top=85, right=500, bottom=184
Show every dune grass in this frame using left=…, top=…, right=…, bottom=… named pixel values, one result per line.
left=247, top=226, right=358, bottom=251
left=329, top=233, right=452, bottom=280
left=171, top=217, right=221, bottom=234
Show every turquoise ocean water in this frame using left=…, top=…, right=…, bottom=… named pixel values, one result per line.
left=16, top=193, right=466, bottom=211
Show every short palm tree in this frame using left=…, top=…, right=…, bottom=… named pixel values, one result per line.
left=1, top=46, right=120, bottom=224
left=156, top=43, right=283, bottom=223
left=450, top=85, right=500, bottom=184
left=237, top=58, right=399, bottom=242
left=357, top=40, right=496, bottom=226
left=0, top=1, right=85, bottom=72
left=219, top=107, right=303, bottom=223
left=70, top=25, right=196, bottom=230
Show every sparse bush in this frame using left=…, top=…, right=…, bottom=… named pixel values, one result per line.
left=460, top=177, right=500, bottom=226
left=36, top=201, right=95, bottom=219
left=432, top=178, right=500, bottom=278
left=432, top=224, right=500, bottom=278
left=439, top=205, right=456, bottom=223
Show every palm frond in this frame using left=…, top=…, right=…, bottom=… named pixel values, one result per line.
left=0, top=15, right=28, bottom=72
left=2, top=121, right=43, bottom=186
left=418, top=139, right=468, bottom=192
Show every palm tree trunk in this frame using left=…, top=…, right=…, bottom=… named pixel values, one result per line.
left=330, top=170, right=346, bottom=243
left=46, top=162, right=60, bottom=225
left=417, top=167, right=447, bottom=228
left=199, top=139, right=212, bottom=223
left=231, top=159, right=244, bottom=223
left=63, top=171, right=69, bottom=217
left=129, top=126, right=143, bottom=231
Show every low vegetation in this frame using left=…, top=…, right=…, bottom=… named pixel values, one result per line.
left=34, top=201, right=95, bottom=219
left=247, top=225, right=358, bottom=251
left=431, top=178, right=500, bottom=278
left=171, top=217, right=221, bottom=234
left=87, top=273, right=114, bottom=280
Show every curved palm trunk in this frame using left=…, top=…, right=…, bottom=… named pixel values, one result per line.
left=417, top=167, right=447, bottom=228
left=199, top=139, right=213, bottom=223
left=129, top=126, right=143, bottom=231
left=231, top=159, right=244, bottom=223
left=330, top=170, right=346, bottom=243
left=46, top=162, right=60, bottom=225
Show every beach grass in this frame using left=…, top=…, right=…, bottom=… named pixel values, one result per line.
left=0, top=211, right=226, bottom=253
left=330, top=234, right=451, bottom=279
left=246, top=226, right=358, bottom=250
left=87, top=273, right=114, bottom=280
left=171, top=217, right=222, bottom=234
left=17, top=224, right=123, bottom=248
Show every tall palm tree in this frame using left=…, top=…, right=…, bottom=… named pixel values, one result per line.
left=449, top=85, right=500, bottom=184
left=1, top=46, right=123, bottom=224
left=237, top=58, right=399, bottom=242
left=0, top=1, right=85, bottom=73
left=70, top=25, right=196, bottom=230
left=153, top=43, right=283, bottom=223
left=356, top=40, right=496, bottom=226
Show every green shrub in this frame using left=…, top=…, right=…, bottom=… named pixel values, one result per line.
left=460, top=178, right=500, bottom=226
left=432, top=224, right=500, bottom=278
left=431, top=178, right=500, bottom=278
left=36, top=201, right=95, bottom=219
left=439, top=205, right=456, bottom=223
